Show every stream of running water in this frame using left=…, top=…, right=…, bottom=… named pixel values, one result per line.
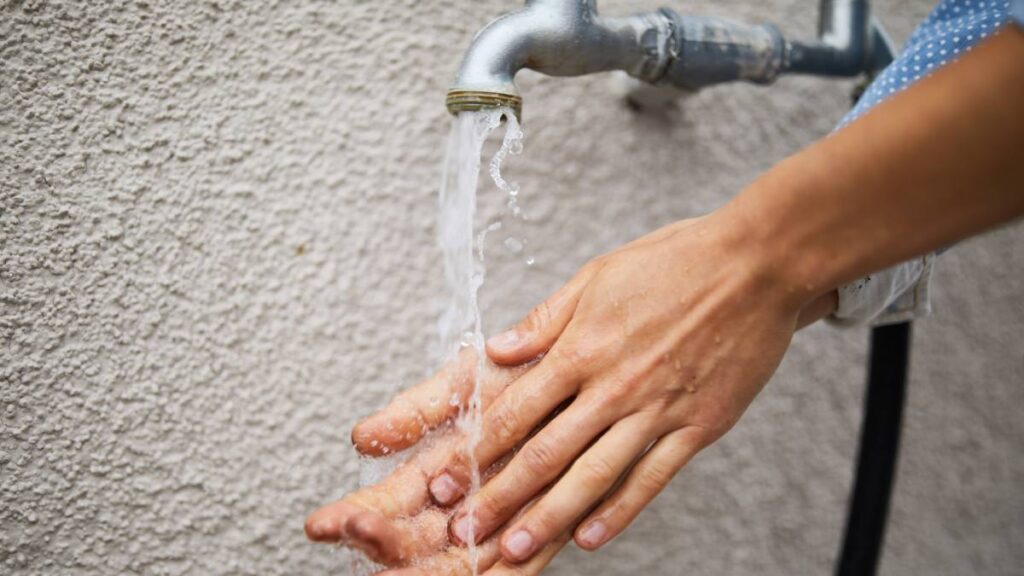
left=351, top=107, right=523, bottom=575
left=437, top=107, right=524, bottom=574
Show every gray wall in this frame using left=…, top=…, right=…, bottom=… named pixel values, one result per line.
left=2, top=1, right=1021, bottom=574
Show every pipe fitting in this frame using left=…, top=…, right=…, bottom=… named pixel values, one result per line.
left=446, top=0, right=878, bottom=118
left=657, top=10, right=787, bottom=91
left=446, top=1, right=674, bottom=118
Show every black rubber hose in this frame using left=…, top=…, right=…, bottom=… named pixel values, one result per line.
left=836, top=322, right=912, bottom=576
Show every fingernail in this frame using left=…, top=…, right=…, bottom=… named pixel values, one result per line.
left=578, top=520, right=608, bottom=548
left=503, top=529, right=536, bottom=561
left=451, top=512, right=475, bottom=544
left=487, top=329, right=521, bottom=351
left=429, top=473, right=462, bottom=505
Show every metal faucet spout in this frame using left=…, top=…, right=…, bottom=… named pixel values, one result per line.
left=446, top=1, right=673, bottom=118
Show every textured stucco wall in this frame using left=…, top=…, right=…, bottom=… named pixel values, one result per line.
left=2, top=1, right=1021, bottom=574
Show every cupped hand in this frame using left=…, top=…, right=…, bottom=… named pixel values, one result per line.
left=305, top=350, right=574, bottom=575
left=426, top=213, right=834, bottom=564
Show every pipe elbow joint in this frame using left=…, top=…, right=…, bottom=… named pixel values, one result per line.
left=446, top=1, right=674, bottom=119
left=446, top=10, right=536, bottom=117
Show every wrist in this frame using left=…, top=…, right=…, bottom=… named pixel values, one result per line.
left=709, top=174, right=838, bottom=315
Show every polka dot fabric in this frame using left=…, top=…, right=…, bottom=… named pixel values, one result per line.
left=838, top=0, right=1020, bottom=130
left=830, top=0, right=1022, bottom=326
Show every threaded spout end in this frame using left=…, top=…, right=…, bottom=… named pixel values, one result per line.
left=445, top=90, right=522, bottom=119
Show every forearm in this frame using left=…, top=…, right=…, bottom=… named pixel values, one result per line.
left=728, top=26, right=1024, bottom=306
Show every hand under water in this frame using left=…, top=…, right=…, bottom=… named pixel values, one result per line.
left=419, top=214, right=836, bottom=564
left=309, top=27, right=1024, bottom=570
left=308, top=214, right=836, bottom=571
left=304, top=351, right=574, bottom=575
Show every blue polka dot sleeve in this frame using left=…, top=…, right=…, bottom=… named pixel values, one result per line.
left=839, top=0, right=1018, bottom=130
left=830, top=0, right=1021, bottom=326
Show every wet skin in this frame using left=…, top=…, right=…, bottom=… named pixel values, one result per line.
left=304, top=351, right=572, bottom=575
left=307, top=223, right=838, bottom=573
left=308, top=27, right=1024, bottom=571
left=390, top=28, right=1024, bottom=566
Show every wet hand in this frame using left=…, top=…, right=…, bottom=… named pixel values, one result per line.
left=428, top=214, right=829, bottom=563
left=305, top=350, right=574, bottom=574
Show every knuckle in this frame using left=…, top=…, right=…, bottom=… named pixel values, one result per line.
left=576, top=453, right=619, bottom=488
left=475, top=488, right=516, bottom=525
left=490, top=404, right=523, bottom=446
left=527, top=504, right=560, bottom=534
left=636, top=458, right=676, bottom=495
left=519, top=437, right=561, bottom=478
left=601, top=371, right=643, bottom=403
left=547, top=347, right=585, bottom=380
left=441, top=451, right=471, bottom=486
left=524, top=300, right=553, bottom=332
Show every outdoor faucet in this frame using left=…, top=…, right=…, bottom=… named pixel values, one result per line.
left=446, top=0, right=891, bottom=119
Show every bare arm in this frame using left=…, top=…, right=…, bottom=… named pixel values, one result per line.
left=347, top=25, right=1024, bottom=567
left=732, top=25, right=1024, bottom=309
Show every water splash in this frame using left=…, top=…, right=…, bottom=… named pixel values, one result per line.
left=437, top=107, right=523, bottom=574
left=350, top=107, right=522, bottom=576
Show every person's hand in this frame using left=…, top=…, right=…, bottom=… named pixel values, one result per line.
left=425, top=212, right=834, bottom=564
left=305, top=351, right=575, bottom=574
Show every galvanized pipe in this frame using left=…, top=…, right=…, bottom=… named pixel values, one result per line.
left=786, top=0, right=872, bottom=76
left=446, top=0, right=882, bottom=118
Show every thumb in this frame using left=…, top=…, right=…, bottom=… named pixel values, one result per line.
left=486, top=261, right=598, bottom=365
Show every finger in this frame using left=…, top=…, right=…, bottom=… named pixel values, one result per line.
left=486, top=262, right=599, bottom=365
left=448, top=395, right=615, bottom=544
left=484, top=530, right=573, bottom=576
left=376, top=537, right=503, bottom=576
left=306, top=438, right=448, bottom=542
left=305, top=500, right=363, bottom=543
left=573, top=426, right=707, bottom=551
left=344, top=508, right=448, bottom=566
left=304, top=471, right=423, bottom=543
left=498, top=415, right=657, bottom=563
left=428, top=353, right=582, bottom=506
left=354, top=350, right=525, bottom=456
left=352, top=349, right=476, bottom=456
left=347, top=458, right=432, bottom=517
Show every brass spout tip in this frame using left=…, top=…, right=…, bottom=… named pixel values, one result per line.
left=445, top=90, right=522, bottom=119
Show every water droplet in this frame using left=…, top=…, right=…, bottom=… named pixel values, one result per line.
left=504, top=237, right=524, bottom=253
left=449, top=392, right=461, bottom=407
left=525, top=256, right=535, bottom=266
left=429, top=396, right=440, bottom=407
